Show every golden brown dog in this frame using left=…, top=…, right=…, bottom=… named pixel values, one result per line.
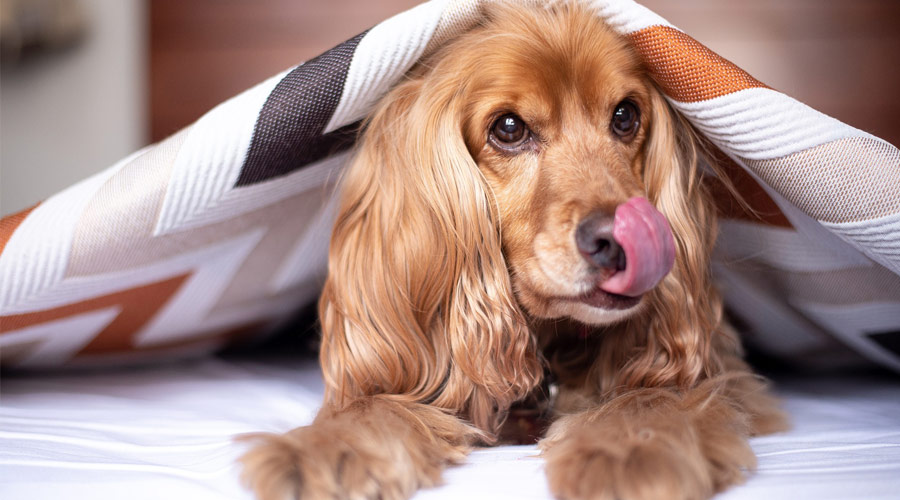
left=242, top=4, right=787, bottom=500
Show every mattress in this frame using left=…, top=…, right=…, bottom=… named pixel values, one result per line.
left=1, top=354, right=898, bottom=500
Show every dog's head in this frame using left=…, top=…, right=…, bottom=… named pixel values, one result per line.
left=453, top=5, right=680, bottom=326
left=320, top=4, right=720, bottom=430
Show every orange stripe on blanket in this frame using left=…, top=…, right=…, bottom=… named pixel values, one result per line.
left=0, top=274, right=190, bottom=357
left=0, top=203, right=40, bottom=256
left=628, top=25, right=768, bottom=102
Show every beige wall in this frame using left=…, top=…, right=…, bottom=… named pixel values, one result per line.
left=0, top=0, right=147, bottom=216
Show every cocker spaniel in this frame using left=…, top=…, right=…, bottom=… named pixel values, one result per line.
left=242, top=3, right=787, bottom=500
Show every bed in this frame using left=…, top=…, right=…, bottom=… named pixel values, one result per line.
left=2, top=352, right=899, bottom=500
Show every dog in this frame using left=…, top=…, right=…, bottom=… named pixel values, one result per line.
left=241, top=3, right=787, bottom=499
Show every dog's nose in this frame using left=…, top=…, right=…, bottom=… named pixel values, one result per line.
left=576, top=213, right=626, bottom=271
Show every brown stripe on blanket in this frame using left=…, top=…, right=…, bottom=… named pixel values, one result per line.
left=628, top=25, right=768, bottom=102
left=0, top=203, right=40, bottom=256
left=0, top=273, right=190, bottom=355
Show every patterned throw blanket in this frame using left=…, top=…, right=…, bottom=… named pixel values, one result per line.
left=1, top=0, right=898, bottom=371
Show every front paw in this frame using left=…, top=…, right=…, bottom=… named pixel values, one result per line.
left=239, top=398, right=479, bottom=500
left=540, top=402, right=758, bottom=500
left=542, top=427, right=709, bottom=500
left=239, top=425, right=414, bottom=500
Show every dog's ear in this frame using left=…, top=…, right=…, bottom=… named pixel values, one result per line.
left=621, top=88, right=727, bottom=387
left=318, top=75, right=541, bottom=434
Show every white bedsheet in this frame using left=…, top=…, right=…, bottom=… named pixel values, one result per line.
left=2, top=355, right=899, bottom=500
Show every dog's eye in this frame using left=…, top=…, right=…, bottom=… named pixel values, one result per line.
left=611, top=100, right=640, bottom=140
left=490, top=114, right=530, bottom=149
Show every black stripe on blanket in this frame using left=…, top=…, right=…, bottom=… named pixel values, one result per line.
left=236, top=31, right=367, bottom=187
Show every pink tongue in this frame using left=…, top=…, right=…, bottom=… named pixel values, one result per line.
left=599, top=197, right=675, bottom=297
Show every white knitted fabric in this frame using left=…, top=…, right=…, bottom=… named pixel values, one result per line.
left=1, top=0, right=898, bottom=371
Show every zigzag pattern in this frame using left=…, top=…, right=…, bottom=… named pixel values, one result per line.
left=1, top=0, right=898, bottom=371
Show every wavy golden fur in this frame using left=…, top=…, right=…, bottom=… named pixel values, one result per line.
left=242, top=4, right=787, bottom=500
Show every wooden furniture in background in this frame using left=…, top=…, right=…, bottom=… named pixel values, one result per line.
left=150, top=0, right=900, bottom=145
left=150, top=0, right=420, bottom=142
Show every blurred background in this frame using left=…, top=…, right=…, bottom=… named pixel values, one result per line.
left=1, top=0, right=898, bottom=216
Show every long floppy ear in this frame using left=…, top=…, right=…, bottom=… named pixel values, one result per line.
left=615, top=88, right=728, bottom=388
left=318, top=73, right=542, bottom=434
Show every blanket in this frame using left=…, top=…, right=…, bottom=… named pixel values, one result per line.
left=1, top=0, right=898, bottom=371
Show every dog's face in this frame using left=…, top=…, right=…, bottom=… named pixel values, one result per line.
left=319, top=4, right=717, bottom=431
left=454, top=10, right=674, bottom=325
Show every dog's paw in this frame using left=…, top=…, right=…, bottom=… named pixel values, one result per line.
left=239, top=425, right=417, bottom=500
left=238, top=398, right=479, bottom=500
left=238, top=432, right=306, bottom=500
left=541, top=428, right=709, bottom=500
left=540, top=410, right=755, bottom=500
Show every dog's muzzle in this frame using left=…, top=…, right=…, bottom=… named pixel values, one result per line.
left=577, top=197, right=675, bottom=297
